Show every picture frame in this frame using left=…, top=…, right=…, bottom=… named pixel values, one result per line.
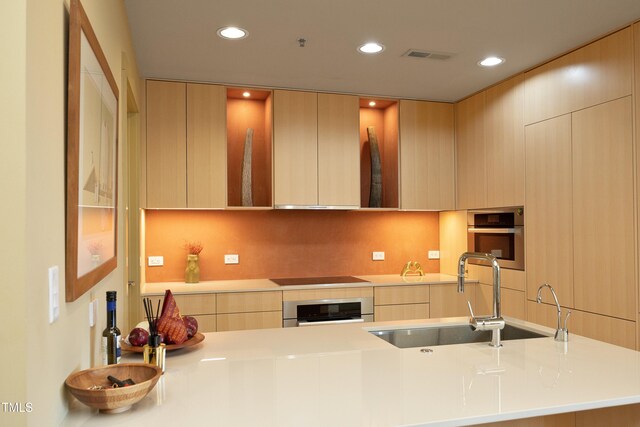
left=65, top=0, right=119, bottom=302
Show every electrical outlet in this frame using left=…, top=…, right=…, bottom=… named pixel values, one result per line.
left=48, top=266, right=59, bottom=324
left=428, top=250, right=440, bottom=260
left=224, top=254, right=239, bottom=264
left=148, top=256, right=164, bottom=266
left=372, top=251, right=385, bottom=261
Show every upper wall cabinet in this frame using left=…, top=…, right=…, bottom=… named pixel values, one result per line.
left=273, top=90, right=318, bottom=207
left=317, top=93, right=360, bottom=207
left=455, top=75, right=525, bottom=210
left=455, top=91, right=486, bottom=209
left=524, top=27, right=632, bottom=125
left=146, top=80, right=187, bottom=208
left=146, top=80, right=227, bottom=209
left=399, top=100, right=455, bottom=210
left=485, top=75, right=525, bottom=207
left=187, top=83, right=227, bottom=209
left=273, top=90, right=360, bottom=208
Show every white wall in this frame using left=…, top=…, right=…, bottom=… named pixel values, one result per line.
left=0, top=1, right=28, bottom=426
left=0, top=0, right=141, bottom=424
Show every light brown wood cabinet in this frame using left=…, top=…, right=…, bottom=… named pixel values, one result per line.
left=399, top=100, right=455, bottom=210
left=485, top=74, right=525, bottom=208
left=374, top=285, right=429, bottom=321
left=273, top=90, right=318, bottom=206
left=318, top=93, right=361, bottom=206
left=139, top=294, right=218, bottom=333
left=524, top=27, right=633, bottom=125
left=572, top=97, right=634, bottom=320
left=217, top=291, right=283, bottom=332
left=146, top=80, right=226, bottom=209
left=455, top=91, right=486, bottom=209
left=429, top=284, right=476, bottom=318
left=186, top=83, right=227, bottom=208
left=273, top=90, right=360, bottom=207
left=476, top=284, right=525, bottom=320
left=146, top=80, right=187, bottom=208
left=527, top=301, right=635, bottom=350
left=455, top=74, right=525, bottom=210
left=525, top=98, right=635, bottom=327
left=524, top=114, right=574, bottom=305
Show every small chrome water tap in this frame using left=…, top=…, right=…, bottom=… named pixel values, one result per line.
left=458, top=252, right=505, bottom=347
left=536, top=283, right=571, bottom=342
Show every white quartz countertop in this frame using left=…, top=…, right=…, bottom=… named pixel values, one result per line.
left=63, top=317, right=640, bottom=426
left=142, top=273, right=468, bottom=295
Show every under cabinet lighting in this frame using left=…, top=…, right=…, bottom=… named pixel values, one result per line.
left=242, top=91, right=251, bottom=97
left=478, top=56, right=505, bottom=67
left=358, top=42, right=384, bottom=54
left=369, top=101, right=376, bottom=107
left=217, top=26, right=248, bottom=40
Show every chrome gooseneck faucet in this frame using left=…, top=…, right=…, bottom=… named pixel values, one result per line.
left=458, top=252, right=505, bottom=347
left=536, top=284, right=571, bottom=342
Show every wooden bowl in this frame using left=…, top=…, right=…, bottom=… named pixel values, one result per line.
left=65, top=363, right=162, bottom=413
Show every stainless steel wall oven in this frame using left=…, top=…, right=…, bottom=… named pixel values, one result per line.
left=467, top=207, right=524, bottom=270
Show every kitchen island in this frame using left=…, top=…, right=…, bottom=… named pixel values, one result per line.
left=62, top=317, right=640, bottom=426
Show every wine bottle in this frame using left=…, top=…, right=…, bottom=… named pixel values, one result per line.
left=102, top=291, right=121, bottom=365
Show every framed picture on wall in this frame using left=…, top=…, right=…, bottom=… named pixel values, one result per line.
left=65, top=0, right=119, bottom=302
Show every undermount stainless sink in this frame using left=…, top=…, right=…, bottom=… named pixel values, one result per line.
left=369, top=323, right=548, bottom=349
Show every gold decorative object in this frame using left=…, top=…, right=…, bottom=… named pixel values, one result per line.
left=185, top=254, right=200, bottom=283
left=184, top=242, right=203, bottom=283
left=401, top=261, right=425, bottom=277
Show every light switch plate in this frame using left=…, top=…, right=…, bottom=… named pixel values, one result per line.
left=89, top=299, right=98, bottom=327
left=428, top=250, right=440, bottom=260
left=148, top=256, right=164, bottom=266
left=372, top=251, right=385, bottom=261
left=48, top=266, right=59, bottom=324
left=224, top=254, right=239, bottom=264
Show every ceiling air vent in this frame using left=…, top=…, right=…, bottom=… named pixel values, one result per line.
left=402, top=49, right=454, bottom=60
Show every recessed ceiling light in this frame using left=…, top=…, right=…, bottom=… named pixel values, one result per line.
left=358, top=42, right=384, bottom=54
left=369, top=101, right=376, bottom=107
left=242, top=91, right=251, bottom=98
left=217, top=26, right=248, bottom=40
left=479, top=56, right=505, bottom=67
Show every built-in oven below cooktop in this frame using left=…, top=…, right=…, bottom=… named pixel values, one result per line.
left=270, top=276, right=369, bottom=286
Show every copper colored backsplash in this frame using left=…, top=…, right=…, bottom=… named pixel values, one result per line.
left=144, top=209, right=439, bottom=282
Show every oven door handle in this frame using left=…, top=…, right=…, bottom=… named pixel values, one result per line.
left=297, top=318, right=365, bottom=327
left=468, top=227, right=519, bottom=234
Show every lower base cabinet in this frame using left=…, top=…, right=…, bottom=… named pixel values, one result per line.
left=217, top=291, right=282, bottom=331
left=374, top=285, right=430, bottom=322
left=191, top=314, right=217, bottom=333
left=429, top=284, right=476, bottom=318
left=375, top=303, right=429, bottom=321
left=217, top=311, right=282, bottom=332
left=483, top=403, right=640, bottom=426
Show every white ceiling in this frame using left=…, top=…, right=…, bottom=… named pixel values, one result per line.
left=124, top=0, right=640, bottom=102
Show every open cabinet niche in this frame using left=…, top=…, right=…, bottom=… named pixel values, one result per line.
left=226, top=88, right=273, bottom=208
left=359, top=98, right=399, bottom=209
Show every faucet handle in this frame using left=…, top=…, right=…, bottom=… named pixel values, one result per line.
left=466, top=300, right=476, bottom=320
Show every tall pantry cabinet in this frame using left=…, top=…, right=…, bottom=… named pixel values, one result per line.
left=524, top=27, right=636, bottom=348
